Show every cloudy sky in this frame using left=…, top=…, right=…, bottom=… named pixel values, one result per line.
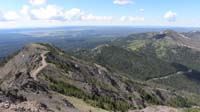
left=0, top=0, right=199, bottom=28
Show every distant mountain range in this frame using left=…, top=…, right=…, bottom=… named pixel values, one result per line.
left=0, top=30, right=200, bottom=112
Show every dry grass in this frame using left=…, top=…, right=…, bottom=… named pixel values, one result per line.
left=64, top=96, right=109, bottom=112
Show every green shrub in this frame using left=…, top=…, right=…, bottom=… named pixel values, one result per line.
left=185, top=108, right=200, bottom=112
left=86, top=94, right=129, bottom=111
left=44, top=74, right=129, bottom=111
left=50, top=80, right=86, bottom=99
left=138, top=88, right=161, bottom=105
left=169, top=96, right=191, bottom=108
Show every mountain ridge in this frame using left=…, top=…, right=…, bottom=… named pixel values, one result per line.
left=0, top=43, right=196, bottom=112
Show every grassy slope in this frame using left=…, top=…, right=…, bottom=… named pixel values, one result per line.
left=122, top=33, right=200, bottom=100
left=64, top=95, right=109, bottom=112
left=87, top=45, right=178, bottom=80
left=126, top=34, right=200, bottom=71
left=128, top=40, right=146, bottom=51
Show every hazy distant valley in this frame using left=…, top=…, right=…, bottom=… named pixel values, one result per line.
left=1, top=27, right=200, bottom=59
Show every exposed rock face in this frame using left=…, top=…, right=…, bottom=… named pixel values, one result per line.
left=0, top=101, right=52, bottom=112
left=0, top=44, right=77, bottom=112
left=162, top=30, right=200, bottom=51
left=183, top=31, right=200, bottom=41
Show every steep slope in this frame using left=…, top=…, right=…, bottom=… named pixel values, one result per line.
left=121, top=30, right=200, bottom=70
left=114, top=30, right=200, bottom=94
left=0, top=43, right=193, bottom=111
left=160, top=30, right=200, bottom=51
left=72, top=30, right=200, bottom=102
left=0, top=43, right=78, bottom=112
left=73, top=45, right=181, bottom=80
left=183, top=31, right=200, bottom=41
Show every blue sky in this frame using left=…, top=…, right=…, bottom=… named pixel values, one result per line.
left=0, top=0, right=199, bottom=28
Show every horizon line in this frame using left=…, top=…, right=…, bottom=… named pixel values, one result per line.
left=0, top=25, right=200, bottom=30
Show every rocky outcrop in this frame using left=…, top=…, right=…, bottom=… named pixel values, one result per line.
left=0, top=43, right=78, bottom=112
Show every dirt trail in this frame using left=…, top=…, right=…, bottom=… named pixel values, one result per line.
left=31, top=51, right=48, bottom=80
left=147, top=74, right=178, bottom=82
left=147, top=71, right=183, bottom=82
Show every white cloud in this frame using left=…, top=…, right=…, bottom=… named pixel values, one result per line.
left=21, top=5, right=30, bottom=15
left=113, top=0, right=133, bottom=5
left=64, top=8, right=84, bottom=21
left=29, top=0, right=46, bottom=6
left=0, top=3, right=149, bottom=28
left=20, top=5, right=31, bottom=20
left=120, top=16, right=144, bottom=22
left=164, top=11, right=177, bottom=22
left=120, top=16, right=127, bottom=21
left=0, top=11, right=4, bottom=21
left=64, top=8, right=113, bottom=21
left=3, top=11, right=20, bottom=21
left=139, top=8, right=144, bottom=12
left=82, top=14, right=113, bottom=21
left=129, top=16, right=144, bottom=21
left=29, top=5, right=113, bottom=22
left=30, top=5, right=64, bottom=20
